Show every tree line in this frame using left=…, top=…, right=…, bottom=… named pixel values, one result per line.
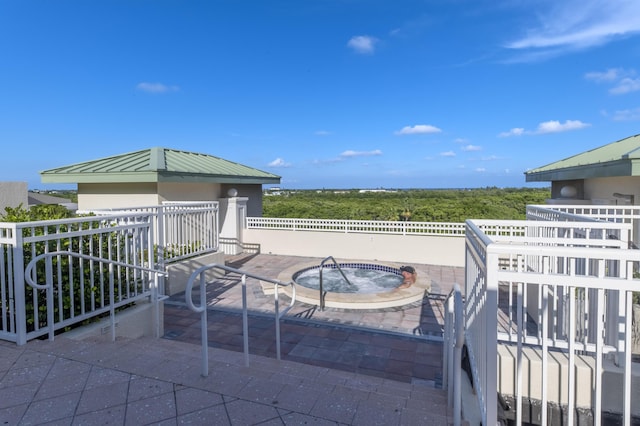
left=262, top=187, right=551, bottom=222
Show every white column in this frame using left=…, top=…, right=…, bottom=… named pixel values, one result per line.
left=219, top=194, right=248, bottom=255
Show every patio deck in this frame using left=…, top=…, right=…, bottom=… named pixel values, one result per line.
left=0, top=254, right=464, bottom=425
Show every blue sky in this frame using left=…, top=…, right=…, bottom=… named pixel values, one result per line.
left=2, top=0, right=640, bottom=190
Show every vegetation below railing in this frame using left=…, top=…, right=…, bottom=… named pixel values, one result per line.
left=263, top=187, right=550, bottom=221
left=1, top=206, right=151, bottom=336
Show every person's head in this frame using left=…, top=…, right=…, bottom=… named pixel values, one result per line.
left=400, top=265, right=416, bottom=278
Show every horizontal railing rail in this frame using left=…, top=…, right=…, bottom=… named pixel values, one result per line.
left=247, top=217, right=466, bottom=236
left=185, top=263, right=297, bottom=377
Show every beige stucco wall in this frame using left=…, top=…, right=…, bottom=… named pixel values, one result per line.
left=584, top=176, right=640, bottom=205
left=243, top=228, right=466, bottom=267
left=77, top=182, right=265, bottom=216
left=158, top=182, right=222, bottom=203
left=0, top=181, right=28, bottom=213
left=78, top=183, right=161, bottom=210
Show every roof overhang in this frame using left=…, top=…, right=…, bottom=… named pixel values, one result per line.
left=41, top=171, right=281, bottom=185
left=525, top=159, right=637, bottom=182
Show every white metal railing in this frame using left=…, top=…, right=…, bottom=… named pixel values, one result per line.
left=0, top=202, right=219, bottom=345
left=0, top=213, right=161, bottom=344
left=529, top=204, right=640, bottom=247
left=246, top=217, right=466, bottom=236
left=443, top=284, right=464, bottom=426
left=185, top=263, right=296, bottom=376
left=80, top=201, right=219, bottom=262
left=24, top=251, right=167, bottom=342
left=465, top=218, right=638, bottom=426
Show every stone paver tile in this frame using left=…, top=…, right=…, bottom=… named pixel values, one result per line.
left=10, top=350, right=57, bottom=369
left=71, top=404, right=126, bottom=426
left=175, top=386, right=224, bottom=416
left=287, top=344, right=316, bottom=359
left=308, top=391, right=358, bottom=424
left=279, top=410, right=339, bottom=425
left=0, top=346, right=24, bottom=371
left=400, top=406, right=449, bottom=426
left=352, top=398, right=403, bottom=426
left=20, top=391, right=82, bottom=425
left=76, top=381, right=129, bottom=414
left=0, top=363, right=51, bottom=389
left=177, top=403, right=229, bottom=425
left=197, top=368, right=253, bottom=397
left=265, top=371, right=303, bottom=386
left=375, top=379, right=412, bottom=397
left=125, top=392, right=177, bottom=426
left=47, top=358, right=91, bottom=379
left=275, top=382, right=325, bottom=414
left=0, top=402, right=28, bottom=425
left=127, top=375, right=174, bottom=402
left=0, top=382, right=40, bottom=409
left=366, top=390, right=408, bottom=410
left=224, top=399, right=281, bottom=425
left=84, top=366, right=131, bottom=389
left=236, top=377, right=284, bottom=405
left=35, top=370, right=91, bottom=400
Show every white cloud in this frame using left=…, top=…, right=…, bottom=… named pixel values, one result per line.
left=498, top=128, right=525, bottom=138
left=461, top=144, right=482, bottom=152
left=340, top=149, right=382, bottom=158
left=612, top=108, right=640, bottom=121
left=347, top=35, right=378, bottom=54
left=475, top=168, right=486, bottom=173
left=395, top=124, right=442, bottom=135
left=315, top=130, right=332, bottom=136
left=268, top=158, right=291, bottom=167
left=535, top=119, right=590, bottom=134
left=482, top=155, right=501, bottom=161
left=585, top=68, right=640, bottom=94
left=440, top=151, right=456, bottom=157
left=136, top=82, right=180, bottom=94
left=506, top=0, right=640, bottom=59
left=499, top=120, right=589, bottom=137
left=610, top=77, right=640, bottom=95
left=585, top=68, right=626, bottom=82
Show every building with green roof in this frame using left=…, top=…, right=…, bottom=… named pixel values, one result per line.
left=40, top=147, right=280, bottom=216
left=525, top=134, right=640, bottom=205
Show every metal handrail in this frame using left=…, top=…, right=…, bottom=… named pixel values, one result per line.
left=24, top=250, right=167, bottom=342
left=443, top=284, right=464, bottom=426
left=185, top=263, right=296, bottom=377
left=318, top=256, right=354, bottom=311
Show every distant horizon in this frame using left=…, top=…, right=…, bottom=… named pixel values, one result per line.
left=29, top=183, right=550, bottom=192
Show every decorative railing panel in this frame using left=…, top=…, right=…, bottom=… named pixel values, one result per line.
left=247, top=217, right=466, bottom=236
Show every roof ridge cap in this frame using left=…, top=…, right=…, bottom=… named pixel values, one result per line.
left=149, top=147, right=167, bottom=170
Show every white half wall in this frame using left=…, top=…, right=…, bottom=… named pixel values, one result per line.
left=243, top=228, right=465, bottom=267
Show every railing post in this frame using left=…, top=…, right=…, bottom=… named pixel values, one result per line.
left=485, top=250, right=499, bottom=426
left=12, top=225, right=27, bottom=345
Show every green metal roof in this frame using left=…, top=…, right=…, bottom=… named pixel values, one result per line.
left=40, top=147, right=281, bottom=184
left=525, top=133, right=640, bottom=182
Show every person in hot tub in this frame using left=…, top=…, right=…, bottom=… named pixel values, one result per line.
left=398, top=265, right=417, bottom=289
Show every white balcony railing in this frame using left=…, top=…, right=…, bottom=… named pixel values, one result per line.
left=246, top=217, right=466, bottom=236
left=464, top=216, right=638, bottom=426
left=0, top=202, right=219, bottom=345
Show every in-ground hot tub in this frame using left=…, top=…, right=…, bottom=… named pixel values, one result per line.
left=274, top=260, right=431, bottom=310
